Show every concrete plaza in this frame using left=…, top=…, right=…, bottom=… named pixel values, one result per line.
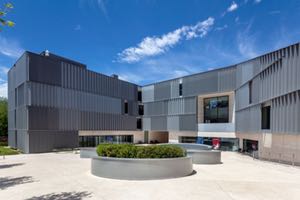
left=0, top=151, right=300, bottom=200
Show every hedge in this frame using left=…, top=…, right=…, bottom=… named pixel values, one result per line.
left=96, top=144, right=186, bottom=158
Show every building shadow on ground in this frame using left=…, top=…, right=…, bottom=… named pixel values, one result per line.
left=25, top=191, right=92, bottom=200
left=0, top=163, right=24, bottom=169
left=0, top=176, right=35, bottom=190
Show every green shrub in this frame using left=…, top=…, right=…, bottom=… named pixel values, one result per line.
left=0, top=146, right=20, bottom=155
left=96, top=144, right=186, bottom=158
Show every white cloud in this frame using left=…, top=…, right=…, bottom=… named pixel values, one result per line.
left=0, top=82, right=7, bottom=98
left=215, top=24, right=228, bottom=31
left=227, top=1, right=238, bottom=12
left=97, top=0, right=109, bottom=21
left=237, top=22, right=258, bottom=59
left=74, top=24, right=81, bottom=31
left=0, top=66, right=9, bottom=75
left=117, top=17, right=214, bottom=63
left=254, top=0, right=262, bottom=4
left=0, top=36, right=24, bottom=58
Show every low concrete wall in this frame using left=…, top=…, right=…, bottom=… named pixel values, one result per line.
left=187, top=150, right=221, bottom=164
left=173, top=143, right=212, bottom=151
left=91, top=156, right=193, bottom=180
left=80, top=148, right=97, bottom=158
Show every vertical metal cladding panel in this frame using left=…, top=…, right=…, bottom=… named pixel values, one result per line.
left=151, top=116, right=167, bottom=131
left=17, top=83, right=25, bottom=106
left=8, top=110, right=15, bottom=130
left=142, top=85, right=154, bottom=103
left=8, top=131, right=16, bottom=148
left=167, top=116, right=179, bottom=130
left=182, top=70, right=218, bottom=97
left=252, top=76, right=260, bottom=104
left=236, top=105, right=261, bottom=133
left=236, top=60, right=254, bottom=88
left=297, top=91, right=300, bottom=132
left=179, top=114, right=197, bottom=131
left=17, top=130, right=29, bottom=153
left=16, top=106, right=27, bottom=130
left=154, top=81, right=171, bottom=101
left=217, top=66, right=237, bottom=92
left=143, top=117, right=151, bottom=131
left=28, top=106, right=59, bottom=130
left=144, top=101, right=167, bottom=116
left=167, top=97, right=196, bottom=116
left=235, top=84, right=249, bottom=110
left=170, top=79, right=180, bottom=99
left=15, top=53, right=28, bottom=87
left=28, top=53, right=62, bottom=86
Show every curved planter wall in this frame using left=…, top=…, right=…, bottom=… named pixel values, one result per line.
left=187, top=150, right=221, bottom=164
left=91, top=156, right=193, bottom=180
left=80, top=148, right=97, bottom=158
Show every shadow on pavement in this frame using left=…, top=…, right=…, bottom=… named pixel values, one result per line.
left=25, top=191, right=92, bottom=200
left=0, top=176, right=35, bottom=190
left=0, top=163, right=24, bottom=169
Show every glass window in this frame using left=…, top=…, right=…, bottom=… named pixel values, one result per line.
left=124, top=101, right=128, bottom=114
left=138, top=105, right=144, bottom=115
left=138, top=91, right=142, bottom=101
left=179, top=83, right=183, bottom=96
left=249, top=81, right=253, bottom=104
left=261, top=105, right=271, bottom=129
left=204, top=96, right=229, bottom=123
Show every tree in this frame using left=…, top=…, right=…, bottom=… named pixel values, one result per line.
left=0, top=2, right=14, bottom=32
left=0, top=97, right=8, bottom=137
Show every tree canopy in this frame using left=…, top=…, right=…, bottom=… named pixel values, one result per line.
left=0, top=97, right=8, bottom=136
left=0, top=2, right=14, bottom=32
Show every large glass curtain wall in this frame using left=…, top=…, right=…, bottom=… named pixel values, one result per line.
left=79, top=135, right=133, bottom=147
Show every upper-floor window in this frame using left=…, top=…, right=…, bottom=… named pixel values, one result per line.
left=138, top=91, right=142, bottom=101
left=261, top=105, right=271, bottom=130
left=179, top=83, right=183, bottom=96
left=249, top=80, right=253, bottom=104
left=124, top=101, right=128, bottom=114
left=138, top=105, right=144, bottom=115
left=204, top=96, right=229, bottom=123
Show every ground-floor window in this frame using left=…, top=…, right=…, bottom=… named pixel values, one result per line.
left=243, top=139, right=258, bottom=153
left=179, top=136, right=239, bottom=151
left=79, top=135, right=133, bottom=147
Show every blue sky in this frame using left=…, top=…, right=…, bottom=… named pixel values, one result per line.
left=1, top=0, right=300, bottom=97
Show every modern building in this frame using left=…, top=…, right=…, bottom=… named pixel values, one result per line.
left=8, top=43, right=300, bottom=165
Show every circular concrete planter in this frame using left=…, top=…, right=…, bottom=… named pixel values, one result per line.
left=187, top=150, right=221, bottom=164
left=80, top=148, right=97, bottom=158
left=91, top=156, right=193, bottom=180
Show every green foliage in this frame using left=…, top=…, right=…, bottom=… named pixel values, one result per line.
left=0, top=2, right=14, bottom=31
left=97, top=144, right=186, bottom=158
left=0, top=97, right=8, bottom=137
left=0, top=146, right=19, bottom=155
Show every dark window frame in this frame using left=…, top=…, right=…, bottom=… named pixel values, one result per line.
left=179, top=83, right=183, bottom=96
left=261, top=105, right=271, bottom=130
left=203, top=95, right=229, bottom=123
left=124, top=101, right=128, bottom=114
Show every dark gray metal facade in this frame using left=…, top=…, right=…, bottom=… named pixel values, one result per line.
left=8, top=42, right=300, bottom=153
left=235, top=43, right=300, bottom=134
left=8, top=52, right=140, bottom=153
left=142, top=66, right=237, bottom=131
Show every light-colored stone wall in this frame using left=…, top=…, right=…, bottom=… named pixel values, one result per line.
left=79, top=130, right=144, bottom=143
left=168, top=131, right=198, bottom=143
left=148, top=131, right=169, bottom=143
left=237, top=132, right=300, bottom=165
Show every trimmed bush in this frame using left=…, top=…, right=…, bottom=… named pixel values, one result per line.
left=96, top=144, right=186, bottom=158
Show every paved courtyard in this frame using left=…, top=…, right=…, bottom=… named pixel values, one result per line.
left=0, top=151, right=300, bottom=200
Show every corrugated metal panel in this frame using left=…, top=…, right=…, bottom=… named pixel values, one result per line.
left=236, top=105, right=261, bottom=132
left=28, top=53, right=62, bottom=86
left=151, top=116, right=167, bottom=130
left=142, top=117, right=151, bottom=130
left=235, top=84, right=249, bottom=110
left=142, top=85, right=154, bottom=102
left=218, top=66, right=237, bottom=92
left=179, top=114, right=197, bottom=131
left=167, top=116, right=179, bottom=130
left=15, top=53, right=28, bottom=87
left=154, top=81, right=171, bottom=101
left=182, top=70, right=218, bottom=96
